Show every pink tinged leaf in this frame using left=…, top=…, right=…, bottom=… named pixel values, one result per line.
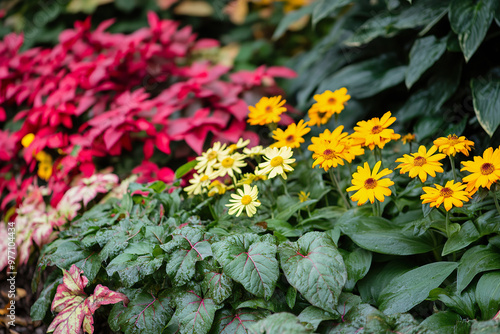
left=87, top=284, right=129, bottom=313
left=266, top=66, right=297, bottom=78
left=51, top=265, right=88, bottom=313
left=144, top=139, right=154, bottom=160
left=79, top=162, right=95, bottom=178
left=158, top=167, right=175, bottom=183
left=47, top=295, right=87, bottom=334
left=155, top=133, right=171, bottom=154
left=103, top=128, right=123, bottom=151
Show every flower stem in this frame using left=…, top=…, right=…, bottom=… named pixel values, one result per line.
left=491, top=190, right=500, bottom=215
left=445, top=210, right=450, bottom=238
left=329, top=168, right=350, bottom=209
left=280, top=176, right=289, bottom=197
left=449, top=155, right=457, bottom=180
left=375, top=200, right=381, bottom=217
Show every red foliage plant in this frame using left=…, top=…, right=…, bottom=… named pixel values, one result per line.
left=0, top=12, right=296, bottom=215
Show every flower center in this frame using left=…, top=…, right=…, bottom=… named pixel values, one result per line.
left=265, top=105, right=272, bottom=112
left=448, top=134, right=459, bottom=145
left=270, top=156, right=284, bottom=167
left=200, top=175, right=210, bottom=182
left=286, top=135, right=295, bottom=143
left=364, top=178, right=377, bottom=189
left=480, top=163, right=495, bottom=175
left=322, top=149, right=337, bottom=160
left=317, top=111, right=327, bottom=119
left=241, top=195, right=252, bottom=205
left=371, top=125, right=383, bottom=134
left=207, top=151, right=217, bottom=160
left=221, top=157, right=234, bottom=168
left=328, top=97, right=336, bottom=105
left=439, top=187, right=454, bottom=198
left=413, top=156, right=427, bottom=167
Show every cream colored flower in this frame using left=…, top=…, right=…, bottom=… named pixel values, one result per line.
left=226, top=184, right=261, bottom=217
left=257, top=146, right=295, bottom=180
left=184, top=172, right=217, bottom=196
left=195, top=142, right=231, bottom=174
left=213, top=152, right=247, bottom=178
left=243, top=145, right=265, bottom=158
left=228, top=138, right=251, bottom=153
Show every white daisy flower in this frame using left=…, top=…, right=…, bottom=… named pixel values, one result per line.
left=213, top=152, right=247, bottom=178
left=195, top=142, right=231, bottom=174
left=257, top=146, right=295, bottom=180
left=226, top=184, right=261, bottom=217
left=184, top=172, right=217, bottom=196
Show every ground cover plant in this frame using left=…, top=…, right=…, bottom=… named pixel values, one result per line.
left=32, top=89, right=500, bottom=333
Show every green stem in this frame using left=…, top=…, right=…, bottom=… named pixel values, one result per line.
left=449, top=155, right=457, bottom=180
left=445, top=210, right=450, bottom=238
left=491, top=190, right=500, bottom=215
left=372, top=202, right=377, bottom=216
left=375, top=200, right=381, bottom=217
left=429, top=231, right=442, bottom=262
left=280, top=177, right=289, bottom=197
left=329, top=168, right=351, bottom=209
left=208, top=202, right=218, bottom=222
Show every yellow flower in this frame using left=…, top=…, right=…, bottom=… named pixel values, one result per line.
left=207, top=180, right=227, bottom=197
left=271, top=120, right=311, bottom=148
left=461, top=147, right=500, bottom=192
left=433, top=134, right=474, bottom=157
left=35, top=151, right=53, bottom=164
left=228, top=138, right=251, bottom=153
left=257, top=146, right=295, bottom=180
left=308, top=126, right=348, bottom=171
left=184, top=172, right=217, bottom=196
left=346, top=161, right=394, bottom=206
left=243, top=145, right=265, bottom=158
left=338, top=136, right=365, bottom=163
left=309, top=126, right=349, bottom=147
left=401, top=133, right=415, bottom=145
left=421, top=180, right=470, bottom=211
left=226, top=184, right=261, bottom=217
left=213, top=152, right=247, bottom=178
left=21, top=133, right=35, bottom=147
left=38, top=162, right=53, bottom=181
left=247, top=96, right=287, bottom=126
left=195, top=142, right=230, bottom=174
left=298, top=191, right=310, bottom=202
left=395, top=145, right=446, bottom=182
left=311, top=88, right=351, bottom=115
left=350, top=111, right=401, bottom=150
left=307, top=105, right=332, bottom=127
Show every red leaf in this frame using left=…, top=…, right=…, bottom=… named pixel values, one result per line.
left=87, top=284, right=129, bottom=313
left=144, top=139, right=154, bottom=160
left=155, top=132, right=171, bottom=154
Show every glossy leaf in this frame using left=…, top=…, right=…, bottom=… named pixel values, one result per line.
left=475, top=272, right=500, bottom=320
left=312, top=0, right=351, bottom=26
left=174, top=160, right=197, bottom=179
left=442, top=220, right=481, bottom=256
left=279, top=232, right=347, bottom=313
left=457, top=245, right=500, bottom=293
left=298, top=306, right=339, bottom=331
left=379, top=262, right=458, bottom=314
left=430, top=286, right=478, bottom=319
left=471, top=77, right=500, bottom=136
left=212, top=234, right=279, bottom=299
left=201, top=271, right=233, bottom=305
left=406, top=35, right=447, bottom=88
left=173, top=290, right=221, bottom=334
left=418, top=312, right=465, bottom=333
left=342, top=247, right=372, bottom=290
left=248, top=312, right=312, bottom=334
left=212, top=308, right=270, bottom=334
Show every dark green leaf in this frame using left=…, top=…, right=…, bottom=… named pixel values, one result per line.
left=470, top=319, right=500, bottom=333
left=418, top=312, right=466, bottom=334
left=30, top=275, right=62, bottom=321
left=248, top=312, right=312, bottom=334
left=298, top=306, right=339, bottom=331
left=274, top=199, right=318, bottom=221
left=286, top=286, right=297, bottom=309
left=457, top=245, right=500, bottom=293
left=442, top=220, right=481, bottom=256
left=379, top=262, right=458, bottom=314
left=279, top=232, right=347, bottom=313
left=212, top=309, right=270, bottom=334
left=212, top=234, right=279, bottom=299
left=175, top=160, right=198, bottom=179
left=74, top=252, right=101, bottom=283
left=173, top=290, right=221, bottom=334
left=406, top=35, right=447, bottom=88
left=46, top=240, right=91, bottom=270
left=342, top=248, right=372, bottom=290
left=475, top=271, right=500, bottom=320
left=312, top=0, right=351, bottom=26
left=429, top=286, right=478, bottom=319
left=265, top=219, right=302, bottom=237
left=202, top=272, right=233, bottom=305
left=449, top=0, right=498, bottom=61
left=339, top=216, right=435, bottom=255
left=471, top=77, right=500, bottom=137
left=273, top=5, right=315, bottom=40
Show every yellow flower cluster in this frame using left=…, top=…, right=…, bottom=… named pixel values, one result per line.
left=21, top=133, right=53, bottom=181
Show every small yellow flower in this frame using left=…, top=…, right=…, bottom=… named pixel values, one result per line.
left=271, top=120, right=311, bottom=148
left=461, top=147, right=500, bottom=193
left=257, top=146, right=295, bottom=180
left=421, top=180, right=470, bottom=211
left=350, top=111, right=401, bottom=150
left=346, top=161, right=394, bottom=206
left=338, top=136, right=365, bottom=163
left=207, top=180, right=227, bottom=197
left=298, top=191, right=310, bottom=202
left=310, top=141, right=345, bottom=171
left=433, top=134, right=474, bottom=157
left=195, top=142, right=230, bottom=174
left=401, top=133, right=416, bottom=145
left=38, top=162, right=53, bottom=181
left=226, top=184, right=261, bottom=217
left=228, top=138, right=251, bottom=153
left=311, top=88, right=350, bottom=115
left=307, top=105, right=332, bottom=127
left=35, top=151, right=53, bottom=164
left=247, top=96, right=287, bottom=126
left=184, top=172, right=216, bottom=196
left=213, top=152, right=247, bottom=178
left=309, top=126, right=349, bottom=147
left=21, top=133, right=35, bottom=147
left=395, top=145, right=446, bottom=182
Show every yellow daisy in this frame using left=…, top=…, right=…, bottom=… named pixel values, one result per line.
left=195, top=142, right=230, bottom=174
left=298, top=191, right=310, bottom=202
left=207, top=180, right=228, bottom=197
left=228, top=138, right=250, bottom=153
left=243, top=145, right=265, bottom=158
left=310, top=140, right=345, bottom=171
left=184, top=172, right=217, bottom=196
left=309, top=126, right=349, bottom=147
left=338, top=136, right=365, bottom=163
left=271, top=120, right=311, bottom=148
left=21, top=133, right=35, bottom=147
left=247, top=96, right=287, bottom=126
left=395, top=145, right=446, bottom=182
left=433, top=134, right=474, bottom=157
left=213, top=152, right=247, bottom=178
left=401, top=133, right=416, bottom=145
left=346, top=161, right=394, bottom=206
left=226, top=184, right=261, bottom=217
left=311, top=88, right=351, bottom=115
left=461, top=147, right=500, bottom=192
left=350, top=111, right=401, bottom=150
left=307, top=105, right=332, bottom=127
left=257, top=146, right=295, bottom=180
left=421, top=180, right=470, bottom=211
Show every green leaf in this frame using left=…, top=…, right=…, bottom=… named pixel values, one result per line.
left=339, top=216, right=435, bottom=255
left=418, top=312, right=466, bottom=334
left=30, top=275, right=62, bottom=321
left=312, top=0, right=351, bottom=26
left=202, top=271, right=233, bottom=305
left=342, top=248, right=372, bottom=290
left=457, top=245, right=500, bottom=293
left=449, top=0, right=498, bottom=61
left=274, top=199, right=318, bottom=221
left=110, top=290, right=173, bottom=334
left=406, top=35, right=447, bottom=88
left=286, top=286, right=297, bottom=309
left=248, top=312, right=312, bottom=334
left=161, top=227, right=213, bottom=286
left=279, top=232, right=347, bottom=313
left=175, top=160, right=198, bottom=179
left=442, top=220, right=481, bottom=256
left=429, top=286, right=478, bottom=319
left=212, top=309, right=270, bottom=334
left=273, top=5, right=315, bottom=40
left=265, top=219, right=302, bottom=238
left=470, top=319, right=500, bottom=332
left=46, top=240, right=91, bottom=270
left=212, top=234, right=279, bottom=299
left=379, top=262, right=458, bottom=314
left=298, top=306, right=339, bottom=331
left=173, top=290, right=221, bottom=334
left=475, top=271, right=500, bottom=320
left=317, top=54, right=406, bottom=99
left=471, top=77, right=500, bottom=137
left=74, top=252, right=101, bottom=283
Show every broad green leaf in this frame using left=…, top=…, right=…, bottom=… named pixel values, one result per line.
left=339, top=216, right=435, bottom=255
left=379, top=262, right=458, bottom=314
left=248, top=312, right=312, bottom=334
left=30, top=275, right=62, bottom=321
left=212, top=234, right=279, bottom=299
left=312, top=0, right=351, bottom=26
left=406, top=35, right=447, bottom=88
left=110, top=290, right=173, bottom=334
left=286, top=286, right=297, bottom=309
left=418, top=312, right=466, bottom=334
left=274, top=198, right=318, bottom=221
left=279, top=232, right=347, bottom=313
left=342, top=248, right=372, bottom=290
left=202, top=271, right=233, bottom=305
left=74, top=253, right=101, bottom=283
left=173, top=290, right=221, bottom=334
left=335, top=303, right=390, bottom=332
left=429, top=286, right=478, bottom=319
left=161, top=227, right=213, bottom=286
left=47, top=240, right=92, bottom=270
left=442, top=220, right=481, bottom=255
left=175, top=160, right=197, bottom=179
left=265, top=219, right=302, bottom=237
left=317, top=54, right=406, bottom=99
left=211, top=309, right=270, bottom=334
left=457, top=245, right=500, bottom=293
left=273, top=5, right=315, bottom=40
left=470, top=319, right=500, bottom=332
left=471, top=77, right=500, bottom=137
left=298, top=306, right=339, bottom=331
left=475, top=272, right=500, bottom=320
left=449, top=0, right=498, bottom=61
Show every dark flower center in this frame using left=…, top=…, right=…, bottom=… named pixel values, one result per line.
left=481, top=163, right=494, bottom=175
left=413, top=156, right=427, bottom=167
left=364, top=178, right=377, bottom=189
left=439, top=187, right=453, bottom=198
